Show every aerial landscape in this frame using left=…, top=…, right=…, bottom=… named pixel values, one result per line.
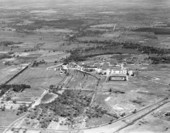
left=0, top=0, right=170, bottom=133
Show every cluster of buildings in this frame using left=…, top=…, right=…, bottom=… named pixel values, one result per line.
left=60, top=62, right=134, bottom=81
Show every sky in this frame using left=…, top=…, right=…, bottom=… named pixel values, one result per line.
left=0, top=0, right=170, bottom=9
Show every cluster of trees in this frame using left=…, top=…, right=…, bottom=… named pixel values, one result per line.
left=1, top=105, right=6, bottom=111
left=122, top=42, right=170, bottom=55
left=0, top=54, right=11, bottom=60
left=77, top=39, right=170, bottom=55
left=149, top=56, right=170, bottom=64
left=64, top=39, right=170, bottom=64
left=32, top=90, right=91, bottom=126
left=46, top=90, right=91, bottom=117
left=32, top=60, right=46, bottom=67
left=63, top=40, right=130, bottom=63
left=0, top=41, right=22, bottom=46
left=0, top=41, right=15, bottom=46
left=27, top=108, right=58, bottom=128
left=28, top=90, right=111, bottom=128
left=63, top=41, right=128, bottom=63
left=26, top=90, right=86, bottom=128
left=133, top=27, right=170, bottom=35
left=85, top=105, right=107, bottom=119
left=0, top=84, right=31, bottom=96
left=77, top=39, right=122, bottom=46
left=122, top=43, right=170, bottom=64
left=63, top=49, right=86, bottom=63
left=16, top=104, right=28, bottom=115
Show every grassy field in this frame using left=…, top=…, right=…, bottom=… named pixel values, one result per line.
left=0, top=65, right=23, bottom=84
left=0, top=110, right=24, bottom=132
left=10, top=66, right=62, bottom=88
left=86, top=115, right=113, bottom=127
left=37, top=51, right=69, bottom=63
left=12, top=87, right=44, bottom=102
left=66, top=71, right=98, bottom=90
left=139, top=70, right=170, bottom=86
left=41, top=93, right=57, bottom=103
left=0, top=0, right=170, bottom=131
left=9, top=66, right=63, bottom=102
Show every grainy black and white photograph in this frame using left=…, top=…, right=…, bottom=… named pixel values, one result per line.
left=0, top=0, right=170, bottom=133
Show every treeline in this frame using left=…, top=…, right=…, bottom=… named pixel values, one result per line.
left=0, top=84, right=31, bottom=97
left=35, top=90, right=108, bottom=128
left=133, top=27, right=170, bottom=35
left=0, top=41, right=22, bottom=46
left=122, top=43, right=170, bottom=55
left=76, top=39, right=122, bottom=46
left=78, top=39, right=170, bottom=55
left=63, top=49, right=86, bottom=63
left=64, top=40, right=170, bottom=64
left=35, top=90, right=91, bottom=128
left=63, top=41, right=127, bottom=63
left=0, top=54, right=11, bottom=60
left=149, top=56, right=170, bottom=64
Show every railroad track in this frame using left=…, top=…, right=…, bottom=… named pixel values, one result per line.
left=81, top=72, right=88, bottom=89
left=4, top=99, right=169, bottom=133
left=113, top=99, right=170, bottom=133
left=3, top=92, right=169, bottom=133
left=0, top=64, right=30, bottom=100
left=64, top=74, right=74, bottom=88
left=57, top=74, right=68, bottom=86
left=76, top=70, right=100, bottom=80
left=4, top=69, right=169, bottom=133
left=89, top=78, right=100, bottom=106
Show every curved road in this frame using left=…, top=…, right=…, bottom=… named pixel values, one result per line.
left=3, top=69, right=170, bottom=133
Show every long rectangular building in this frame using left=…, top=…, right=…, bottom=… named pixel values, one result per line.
left=108, top=75, right=127, bottom=81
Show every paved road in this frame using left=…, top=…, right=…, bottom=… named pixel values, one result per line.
left=2, top=87, right=48, bottom=133
left=3, top=69, right=170, bottom=133
left=83, top=98, right=170, bottom=133
left=2, top=113, right=28, bottom=133
left=2, top=71, right=72, bottom=133
left=5, top=99, right=169, bottom=133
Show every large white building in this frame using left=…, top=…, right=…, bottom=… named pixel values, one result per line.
left=59, top=62, right=134, bottom=81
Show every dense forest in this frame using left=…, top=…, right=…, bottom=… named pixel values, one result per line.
left=0, top=84, right=31, bottom=97
left=64, top=40, right=170, bottom=64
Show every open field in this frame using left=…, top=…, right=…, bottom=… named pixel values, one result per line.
left=0, top=64, right=29, bottom=84
left=0, top=110, right=25, bottom=133
left=37, top=51, right=69, bottom=63
left=65, top=70, right=98, bottom=90
left=138, top=70, right=170, bottom=86
left=7, top=66, right=63, bottom=102
left=0, top=0, right=170, bottom=133
left=10, top=66, right=62, bottom=88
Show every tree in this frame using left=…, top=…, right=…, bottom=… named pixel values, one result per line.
left=1, top=105, right=5, bottom=111
left=12, top=100, right=16, bottom=104
left=6, top=96, right=11, bottom=101
left=109, top=88, right=112, bottom=94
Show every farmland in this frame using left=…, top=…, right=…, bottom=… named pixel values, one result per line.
left=0, top=0, right=170, bottom=133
